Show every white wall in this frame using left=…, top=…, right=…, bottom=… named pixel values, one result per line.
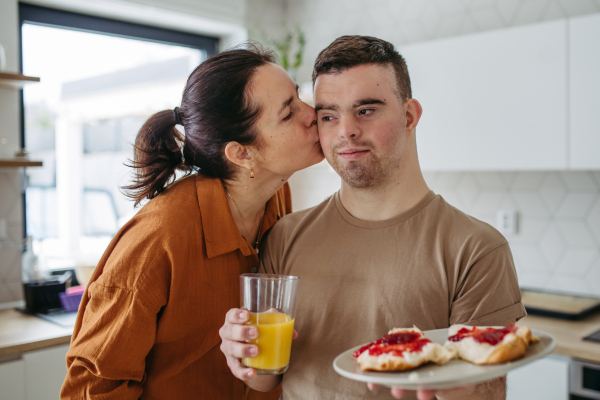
left=246, top=0, right=286, bottom=41
left=278, top=0, right=600, bottom=86
left=0, top=0, right=26, bottom=304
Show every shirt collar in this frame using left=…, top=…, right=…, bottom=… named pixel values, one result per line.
left=195, top=176, right=283, bottom=259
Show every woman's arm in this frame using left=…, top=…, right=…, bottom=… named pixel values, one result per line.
left=60, top=283, right=161, bottom=399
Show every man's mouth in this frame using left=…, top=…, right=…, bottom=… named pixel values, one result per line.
left=338, top=148, right=370, bottom=160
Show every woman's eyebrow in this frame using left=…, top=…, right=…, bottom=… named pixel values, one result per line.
left=278, top=85, right=300, bottom=116
left=278, top=96, right=294, bottom=115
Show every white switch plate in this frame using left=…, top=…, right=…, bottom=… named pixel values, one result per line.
left=0, top=218, right=6, bottom=240
left=496, top=209, right=518, bottom=236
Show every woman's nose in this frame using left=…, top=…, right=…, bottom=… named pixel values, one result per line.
left=302, top=102, right=317, bottom=128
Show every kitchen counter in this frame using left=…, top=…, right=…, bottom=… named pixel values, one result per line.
left=1, top=308, right=600, bottom=363
left=0, top=309, right=72, bottom=358
left=517, top=312, right=600, bottom=363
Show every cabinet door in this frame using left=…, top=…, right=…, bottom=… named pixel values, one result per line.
left=0, top=357, right=25, bottom=400
left=570, top=13, right=600, bottom=169
left=401, top=20, right=567, bottom=171
left=23, top=344, right=69, bottom=400
left=506, top=355, right=569, bottom=400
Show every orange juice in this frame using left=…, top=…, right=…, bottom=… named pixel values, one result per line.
left=242, top=312, right=295, bottom=372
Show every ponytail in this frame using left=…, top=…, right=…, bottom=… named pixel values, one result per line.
left=122, top=43, right=277, bottom=207
left=122, top=109, right=192, bottom=207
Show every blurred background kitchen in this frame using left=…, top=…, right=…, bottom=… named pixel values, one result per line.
left=0, top=0, right=599, bottom=399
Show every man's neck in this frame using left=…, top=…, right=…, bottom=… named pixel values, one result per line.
left=338, top=163, right=431, bottom=222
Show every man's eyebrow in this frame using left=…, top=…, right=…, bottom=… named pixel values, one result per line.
left=315, top=98, right=385, bottom=112
left=353, top=98, right=386, bottom=107
left=315, top=103, right=338, bottom=112
left=278, top=85, right=300, bottom=116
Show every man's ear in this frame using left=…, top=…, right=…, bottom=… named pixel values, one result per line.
left=224, top=142, right=253, bottom=170
left=405, top=98, right=423, bottom=133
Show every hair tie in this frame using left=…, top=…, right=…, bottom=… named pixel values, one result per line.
left=173, top=107, right=183, bottom=126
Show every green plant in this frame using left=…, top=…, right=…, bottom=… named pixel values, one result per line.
left=254, top=24, right=306, bottom=73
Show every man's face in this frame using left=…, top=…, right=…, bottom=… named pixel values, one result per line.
left=314, top=64, right=408, bottom=189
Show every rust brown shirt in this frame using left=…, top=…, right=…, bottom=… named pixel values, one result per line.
left=61, top=175, right=290, bottom=400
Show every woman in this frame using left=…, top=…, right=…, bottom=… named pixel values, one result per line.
left=60, top=44, right=323, bottom=399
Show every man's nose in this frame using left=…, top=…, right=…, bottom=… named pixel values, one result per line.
left=338, top=117, right=361, bottom=139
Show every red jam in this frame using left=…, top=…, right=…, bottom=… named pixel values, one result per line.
left=448, top=325, right=518, bottom=346
left=353, top=331, right=430, bottom=358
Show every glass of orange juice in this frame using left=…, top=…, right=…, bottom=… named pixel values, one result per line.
left=240, top=273, right=299, bottom=374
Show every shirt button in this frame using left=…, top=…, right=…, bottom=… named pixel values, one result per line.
left=250, top=267, right=258, bottom=273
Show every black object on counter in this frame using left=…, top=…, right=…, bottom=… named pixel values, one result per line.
left=521, top=288, right=600, bottom=320
left=584, top=329, right=600, bottom=343
left=22, top=271, right=72, bottom=314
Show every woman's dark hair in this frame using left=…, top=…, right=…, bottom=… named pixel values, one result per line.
left=122, top=43, right=276, bottom=206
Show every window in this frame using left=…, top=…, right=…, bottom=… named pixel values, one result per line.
left=20, top=4, right=218, bottom=269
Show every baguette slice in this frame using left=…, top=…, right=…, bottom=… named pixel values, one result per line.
left=444, top=324, right=536, bottom=365
left=354, top=327, right=457, bottom=372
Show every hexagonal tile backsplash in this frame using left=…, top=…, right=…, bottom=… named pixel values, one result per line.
left=423, top=171, right=600, bottom=297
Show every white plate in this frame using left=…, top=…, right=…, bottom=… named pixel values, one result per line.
left=333, top=328, right=556, bottom=390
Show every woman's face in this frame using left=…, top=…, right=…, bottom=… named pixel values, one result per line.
left=250, top=63, right=324, bottom=177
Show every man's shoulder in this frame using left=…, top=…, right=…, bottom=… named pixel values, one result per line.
left=269, top=194, right=336, bottom=237
left=430, top=194, right=508, bottom=252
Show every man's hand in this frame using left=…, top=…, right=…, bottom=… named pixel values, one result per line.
left=368, top=376, right=505, bottom=400
left=219, top=308, right=260, bottom=382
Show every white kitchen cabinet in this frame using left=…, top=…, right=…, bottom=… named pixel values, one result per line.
left=570, top=13, right=600, bottom=170
left=401, top=20, right=567, bottom=171
left=23, top=344, right=69, bottom=400
left=507, top=355, right=570, bottom=400
left=0, top=357, right=25, bottom=400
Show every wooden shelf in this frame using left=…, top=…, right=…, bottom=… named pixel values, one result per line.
left=0, top=159, right=43, bottom=168
left=0, top=72, right=40, bottom=89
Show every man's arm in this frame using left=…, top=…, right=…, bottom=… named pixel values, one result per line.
left=416, top=376, right=506, bottom=400
left=382, top=246, right=524, bottom=400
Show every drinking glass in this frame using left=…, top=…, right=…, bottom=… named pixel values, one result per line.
left=240, top=273, right=299, bottom=374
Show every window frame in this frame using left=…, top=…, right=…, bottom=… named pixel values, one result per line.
left=18, top=3, right=219, bottom=240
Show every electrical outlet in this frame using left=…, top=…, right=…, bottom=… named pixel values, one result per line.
left=496, top=209, right=517, bottom=236
left=0, top=218, right=6, bottom=240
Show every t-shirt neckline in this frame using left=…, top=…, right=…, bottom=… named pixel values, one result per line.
left=333, top=190, right=437, bottom=229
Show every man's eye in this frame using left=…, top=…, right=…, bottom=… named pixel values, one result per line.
left=283, top=111, right=292, bottom=121
left=359, top=109, right=375, bottom=115
left=322, top=116, right=334, bottom=122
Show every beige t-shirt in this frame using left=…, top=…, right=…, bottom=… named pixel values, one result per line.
left=260, top=190, right=526, bottom=400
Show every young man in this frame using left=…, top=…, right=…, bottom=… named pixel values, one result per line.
left=220, top=36, right=526, bottom=400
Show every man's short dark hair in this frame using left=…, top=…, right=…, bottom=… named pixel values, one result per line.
left=312, top=35, right=412, bottom=102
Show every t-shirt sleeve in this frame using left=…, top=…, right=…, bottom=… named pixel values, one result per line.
left=449, top=242, right=527, bottom=326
